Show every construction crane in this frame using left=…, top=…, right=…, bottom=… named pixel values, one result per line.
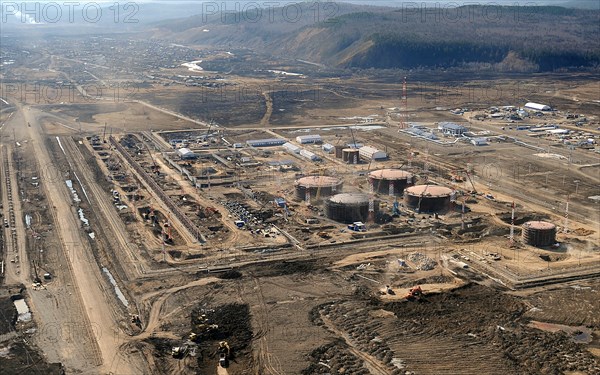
left=141, top=140, right=159, bottom=174
left=465, top=170, right=477, bottom=194
left=349, top=126, right=359, bottom=164
left=202, top=118, right=216, bottom=145
left=315, top=167, right=326, bottom=202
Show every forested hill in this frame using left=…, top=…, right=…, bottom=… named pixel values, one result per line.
left=154, top=4, right=600, bottom=72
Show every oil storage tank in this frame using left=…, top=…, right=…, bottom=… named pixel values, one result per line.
left=342, top=149, right=360, bottom=164
left=369, top=169, right=414, bottom=196
left=404, top=185, right=453, bottom=213
left=326, top=193, right=378, bottom=223
left=522, top=221, right=556, bottom=247
left=295, top=176, right=343, bottom=200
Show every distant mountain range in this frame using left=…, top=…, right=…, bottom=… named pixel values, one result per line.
left=152, top=3, right=600, bottom=72
left=2, top=1, right=598, bottom=72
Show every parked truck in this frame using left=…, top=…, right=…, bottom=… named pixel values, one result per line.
left=347, top=222, right=367, bottom=232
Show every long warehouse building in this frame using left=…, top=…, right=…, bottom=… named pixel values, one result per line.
left=359, top=146, right=387, bottom=160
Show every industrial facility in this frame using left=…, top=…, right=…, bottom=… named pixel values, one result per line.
left=369, top=169, right=414, bottom=196
left=2, top=16, right=600, bottom=375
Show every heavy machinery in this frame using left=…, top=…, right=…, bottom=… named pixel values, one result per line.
left=171, top=345, right=189, bottom=358
left=465, top=170, right=477, bottom=194
left=218, top=341, right=230, bottom=367
left=405, top=285, right=423, bottom=301
left=416, top=184, right=429, bottom=214
left=347, top=222, right=367, bottom=232
left=142, top=140, right=160, bottom=175
left=392, top=200, right=401, bottom=216
left=317, top=231, right=332, bottom=239
left=451, top=171, right=465, bottom=182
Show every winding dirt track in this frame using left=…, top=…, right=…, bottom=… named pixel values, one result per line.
left=136, top=277, right=220, bottom=339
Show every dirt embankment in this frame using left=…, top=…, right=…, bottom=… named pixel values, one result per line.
left=305, top=284, right=600, bottom=375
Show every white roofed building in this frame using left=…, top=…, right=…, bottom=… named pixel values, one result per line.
left=525, top=102, right=552, bottom=111
left=359, top=146, right=387, bottom=160
left=296, top=134, right=322, bottom=144
left=177, top=147, right=198, bottom=159
left=282, top=142, right=301, bottom=154
left=439, top=122, right=467, bottom=136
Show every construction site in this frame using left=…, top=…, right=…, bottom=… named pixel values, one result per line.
left=1, top=31, right=600, bottom=375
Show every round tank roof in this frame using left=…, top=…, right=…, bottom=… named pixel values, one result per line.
left=369, top=169, right=413, bottom=180
left=342, top=148, right=359, bottom=152
left=523, top=221, right=555, bottom=230
left=328, top=193, right=370, bottom=204
left=405, top=185, right=453, bottom=197
left=295, top=175, right=342, bottom=187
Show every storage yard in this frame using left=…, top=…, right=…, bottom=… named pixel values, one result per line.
left=1, top=37, right=600, bottom=375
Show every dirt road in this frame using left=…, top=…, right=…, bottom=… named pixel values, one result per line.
left=17, top=104, right=145, bottom=374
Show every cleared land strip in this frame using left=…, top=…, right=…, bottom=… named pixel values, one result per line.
left=24, top=107, right=136, bottom=373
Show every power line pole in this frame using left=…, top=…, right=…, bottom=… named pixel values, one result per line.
left=564, top=195, right=569, bottom=234
left=509, top=201, right=515, bottom=246
left=398, top=76, right=408, bottom=131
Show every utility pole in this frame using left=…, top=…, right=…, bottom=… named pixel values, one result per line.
left=398, top=76, right=408, bottom=131
left=461, top=195, right=466, bottom=231
left=509, top=201, right=515, bottom=246
left=368, top=176, right=375, bottom=222
left=564, top=195, right=569, bottom=234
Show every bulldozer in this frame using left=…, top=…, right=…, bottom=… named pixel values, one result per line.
left=317, top=231, right=332, bottom=239
left=405, top=285, right=423, bottom=301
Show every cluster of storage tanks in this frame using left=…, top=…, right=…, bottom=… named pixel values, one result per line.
left=292, top=167, right=457, bottom=223
left=293, top=166, right=560, bottom=250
